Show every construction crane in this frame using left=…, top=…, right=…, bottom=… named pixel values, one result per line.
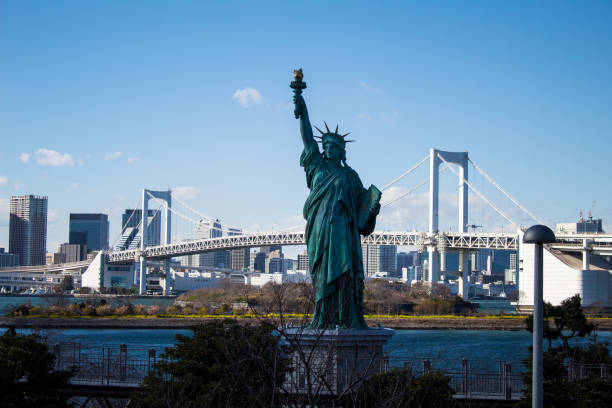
left=588, top=200, right=596, bottom=219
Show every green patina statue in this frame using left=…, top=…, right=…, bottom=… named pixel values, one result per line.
left=291, top=70, right=381, bottom=329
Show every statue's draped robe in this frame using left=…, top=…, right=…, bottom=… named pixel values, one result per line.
left=301, top=143, right=375, bottom=329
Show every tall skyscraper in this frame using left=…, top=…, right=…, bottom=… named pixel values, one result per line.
left=362, top=244, right=379, bottom=277
left=9, top=195, right=47, bottom=266
left=58, top=243, right=87, bottom=262
left=297, top=249, right=309, bottom=271
left=116, top=209, right=161, bottom=250
left=396, top=252, right=414, bottom=275
left=69, top=213, right=109, bottom=252
left=228, top=227, right=249, bottom=271
left=379, top=245, right=397, bottom=274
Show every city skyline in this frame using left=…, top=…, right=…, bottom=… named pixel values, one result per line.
left=1, top=1, right=611, bottom=255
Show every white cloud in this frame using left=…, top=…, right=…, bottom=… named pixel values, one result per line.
left=127, top=157, right=140, bottom=164
left=105, top=151, right=123, bottom=160
left=19, top=153, right=30, bottom=163
left=173, top=186, right=200, bottom=200
left=355, top=112, right=372, bottom=120
left=0, top=198, right=8, bottom=226
left=358, top=80, right=382, bottom=94
left=69, top=182, right=79, bottom=191
left=232, top=88, right=262, bottom=107
left=48, top=209, right=59, bottom=223
left=0, top=176, right=6, bottom=186
left=35, top=148, right=75, bottom=166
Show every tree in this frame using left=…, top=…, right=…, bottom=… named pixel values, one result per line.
left=356, top=369, right=455, bottom=408
left=0, top=331, right=74, bottom=408
left=519, top=294, right=612, bottom=407
left=60, top=275, right=74, bottom=293
left=525, top=294, right=595, bottom=352
left=131, top=319, right=290, bottom=408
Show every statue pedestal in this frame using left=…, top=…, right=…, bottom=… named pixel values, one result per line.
left=282, top=327, right=394, bottom=396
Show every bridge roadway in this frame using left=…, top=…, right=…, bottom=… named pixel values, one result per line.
left=106, top=231, right=520, bottom=264
left=106, top=231, right=612, bottom=264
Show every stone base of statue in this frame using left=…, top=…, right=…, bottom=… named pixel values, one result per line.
left=282, top=326, right=394, bottom=396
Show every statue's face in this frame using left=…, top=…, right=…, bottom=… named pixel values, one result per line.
left=323, top=143, right=343, bottom=161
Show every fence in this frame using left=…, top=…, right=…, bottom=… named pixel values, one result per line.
left=52, top=341, right=575, bottom=400
left=395, top=358, right=523, bottom=400
left=52, top=342, right=158, bottom=386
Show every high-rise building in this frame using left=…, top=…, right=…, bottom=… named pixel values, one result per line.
left=46, top=252, right=65, bottom=265
left=58, top=243, right=87, bottom=263
left=297, top=249, right=309, bottom=271
left=379, top=245, right=397, bottom=274
left=362, top=245, right=397, bottom=277
left=396, top=252, right=413, bottom=275
left=252, top=251, right=267, bottom=272
left=0, top=248, right=19, bottom=268
left=116, top=209, right=161, bottom=250
left=556, top=216, right=604, bottom=234
left=69, top=213, right=109, bottom=252
left=362, top=244, right=379, bottom=277
left=228, top=228, right=249, bottom=271
left=260, top=245, right=282, bottom=255
left=9, top=195, right=47, bottom=266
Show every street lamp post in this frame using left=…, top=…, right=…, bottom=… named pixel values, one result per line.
left=523, top=225, right=555, bottom=408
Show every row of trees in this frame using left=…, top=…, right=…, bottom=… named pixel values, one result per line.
left=178, top=280, right=476, bottom=316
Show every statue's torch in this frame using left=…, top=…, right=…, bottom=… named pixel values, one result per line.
left=290, top=68, right=307, bottom=119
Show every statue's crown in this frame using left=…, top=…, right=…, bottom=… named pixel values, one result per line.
left=314, top=122, right=354, bottom=148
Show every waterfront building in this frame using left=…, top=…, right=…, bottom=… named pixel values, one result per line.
left=58, top=243, right=87, bottom=263
left=265, top=250, right=283, bottom=273
left=0, top=248, right=19, bottom=268
left=69, top=213, right=109, bottom=252
left=556, top=215, right=604, bottom=234
left=9, top=195, right=47, bottom=266
left=518, top=230, right=612, bottom=310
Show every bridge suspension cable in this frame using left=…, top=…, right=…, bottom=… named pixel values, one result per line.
left=381, top=155, right=429, bottom=191
left=148, top=191, right=254, bottom=236
left=110, top=197, right=142, bottom=249
left=437, top=153, right=517, bottom=226
left=381, top=165, right=448, bottom=209
left=171, top=193, right=245, bottom=233
left=469, top=158, right=544, bottom=225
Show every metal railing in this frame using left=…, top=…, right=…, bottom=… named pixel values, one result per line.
left=52, top=342, right=159, bottom=386
left=51, top=342, right=526, bottom=399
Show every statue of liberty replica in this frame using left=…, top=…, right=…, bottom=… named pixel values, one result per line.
left=291, top=69, right=382, bottom=330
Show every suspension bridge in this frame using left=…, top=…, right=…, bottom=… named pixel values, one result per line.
left=83, top=148, right=611, bottom=297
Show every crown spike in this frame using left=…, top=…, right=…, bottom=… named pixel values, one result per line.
left=324, top=121, right=330, bottom=133
left=314, top=126, right=325, bottom=135
left=342, top=132, right=351, bottom=137
left=335, top=124, right=338, bottom=134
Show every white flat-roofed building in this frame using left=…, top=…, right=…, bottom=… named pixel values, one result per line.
left=518, top=234, right=612, bottom=310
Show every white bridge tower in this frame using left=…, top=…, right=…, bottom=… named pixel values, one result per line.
left=428, top=148, right=470, bottom=298
left=138, top=189, right=172, bottom=295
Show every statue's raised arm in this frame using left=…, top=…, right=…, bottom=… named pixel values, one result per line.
left=291, top=69, right=315, bottom=149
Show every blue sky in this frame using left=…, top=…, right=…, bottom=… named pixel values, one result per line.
left=1, top=1, right=611, bottom=255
